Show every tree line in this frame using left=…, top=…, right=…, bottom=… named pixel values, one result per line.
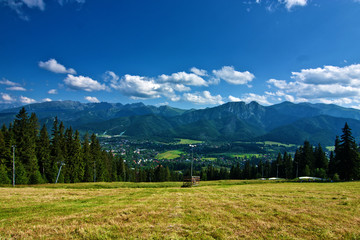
left=0, top=108, right=184, bottom=184
left=200, top=122, right=360, bottom=181
left=0, top=108, right=359, bottom=184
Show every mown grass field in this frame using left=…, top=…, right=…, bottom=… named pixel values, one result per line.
left=157, top=150, right=184, bottom=160
left=176, top=139, right=204, bottom=145
left=1, top=181, right=360, bottom=239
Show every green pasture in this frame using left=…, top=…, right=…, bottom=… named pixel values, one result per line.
left=157, top=150, right=184, bottom=159
left=1, top=180, right=359, bottom=239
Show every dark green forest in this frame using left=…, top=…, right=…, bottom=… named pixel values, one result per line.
left=222, top=122, right=359, bottom=181
left=0, top=108, right=182, bottom=185
left=0, top=108, right=359, bottom=185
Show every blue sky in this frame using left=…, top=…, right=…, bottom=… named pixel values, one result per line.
left=1, top=0, right=360, bottom=109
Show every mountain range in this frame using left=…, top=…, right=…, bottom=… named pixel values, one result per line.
left=1, top=100, right=360, bottom=146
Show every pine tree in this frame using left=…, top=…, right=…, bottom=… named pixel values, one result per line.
left=328, top=151, right=336, bottom=178
left=0, top=164, right=10, bottom=184
left=283, top=152, right=293, bottom=179
left=36, top=124, right=51, bottom=182
left=243, top=160, right=251, bottom=179
left=50, top=117, right=64, bottom=183
left=335, top=123, right=360, bottom=180
left=13, top=108, right=41, bottom=183
left=90, top=133, right=103, bottom=182
left=314, top=143, right=328, bottom=178
left=295, top=141, right=315, bottom=176
left=314, top=144, right=328, bottom=169
left=82, top=133, right=92, bottom=182
left=73, top=130, right=84, bottom=182
left=1, top=124, right=13, bottom=173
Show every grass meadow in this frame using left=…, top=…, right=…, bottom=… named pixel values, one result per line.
left=0, top=181, right=359, bottom=239
left=157, top=150, right=184, bottom=160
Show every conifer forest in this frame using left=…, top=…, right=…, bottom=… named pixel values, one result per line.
left=0, top=108, right=359, bottom=185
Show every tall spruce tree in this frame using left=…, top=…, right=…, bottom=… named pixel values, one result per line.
left=283, top=152, right=293, bottom=179
left=335, top=123, right=360, bottom=180
left=36, top=124, right=51, bottom=182
left=13, top=108, right=41, bottom=184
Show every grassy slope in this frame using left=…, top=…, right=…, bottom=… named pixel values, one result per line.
left=0, top=181, right=359, bottom=239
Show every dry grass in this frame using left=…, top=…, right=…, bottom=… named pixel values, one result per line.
left=0, top=181, right=359, bottom=239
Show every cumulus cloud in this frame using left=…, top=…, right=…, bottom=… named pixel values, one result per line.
left=0, top=78, right=26, bottom=91
left=48, top=89, right=58, bottom=94
left=228, top=95, right=242, bottom=102
left=267, top=64, right=360, bottom=106
left=104, top=71, right=120, bottom=84
left=6, top=86, right=26, bottom=91
left=159, top=71, right=208, bottom=86
left=108, top=72, right=188, bottom=101
left=212, top=66, right=255, bottom=85
left=108, top=66, right=255, bottom=103
left=84, top=96, right=100, bottom=103
left=229, top=93, right=271, bottom=105
left=281, top=0, right=307, bottom=10
left=190, top=67, right=208, bottom=77
left=1, top=93, right=15, bottom=102
left=291, top=64, right=360, bottom=85
left=42, top=98, right=52, bottom=102
left=183, top=91, right=224, bottom=105
left=0, top=78, right=18, bottom=86
left=64, top=74, right=107, bottom=92
left=39, top=59, right=76, bottom=74
left=112, top=74, right=162, bottom=99
left=19, top=96, right=36, bottom=104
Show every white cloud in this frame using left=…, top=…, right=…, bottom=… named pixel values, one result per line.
left=231, top=93, right=271, bottom=105
left=112, top=74, right=162, bottom=99
left=20, top=96, right=36, bottom=104
left=291, top=64, right=360, bottom=85
left=267, top=64, right=360, bottom=106
left=155, top=102, right=169, bottom=106
left=170, top=83, right=191, bottom=92
left=190, top=67, right=208, bottom=77
left=228, top=95, right=242, bottom=102
left=64, top=74, right=107, bottom=92
left=319, top=98, right=353, bottom=105
left=104, top=71, right=119, bottom=84
left=1, top=0, right=45, bottom=20
left=212, top=66, right=255, bottom=85
left=0, top=78, right=18, bottom=86
left=0, top=78, right=26, bottom=91
left=84, top=96, right=100, bottom=103
left=109, top=72, right=187, bottom=101
left=22, top=0, right=45, bottom=10
left=48, top=89, right=58, bottom=94
left=281, top=0, right=307, bottom=10
left=108, top=66, right=255, bottom=102
left=6, top=86, right=26, bottom=91
left=58, top=0, right=85, bottom=5
left=1, top=93, right=15, bottom=102
left=42, top=98, right=52, bottom=102
left=159, top=71, right=208, bottom=86
left=183, top=91, right=224, bottom=105
left=39, top=59, right=76, bottom=74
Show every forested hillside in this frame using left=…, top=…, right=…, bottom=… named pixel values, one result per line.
left=2, top=100, right=360, bottom=145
